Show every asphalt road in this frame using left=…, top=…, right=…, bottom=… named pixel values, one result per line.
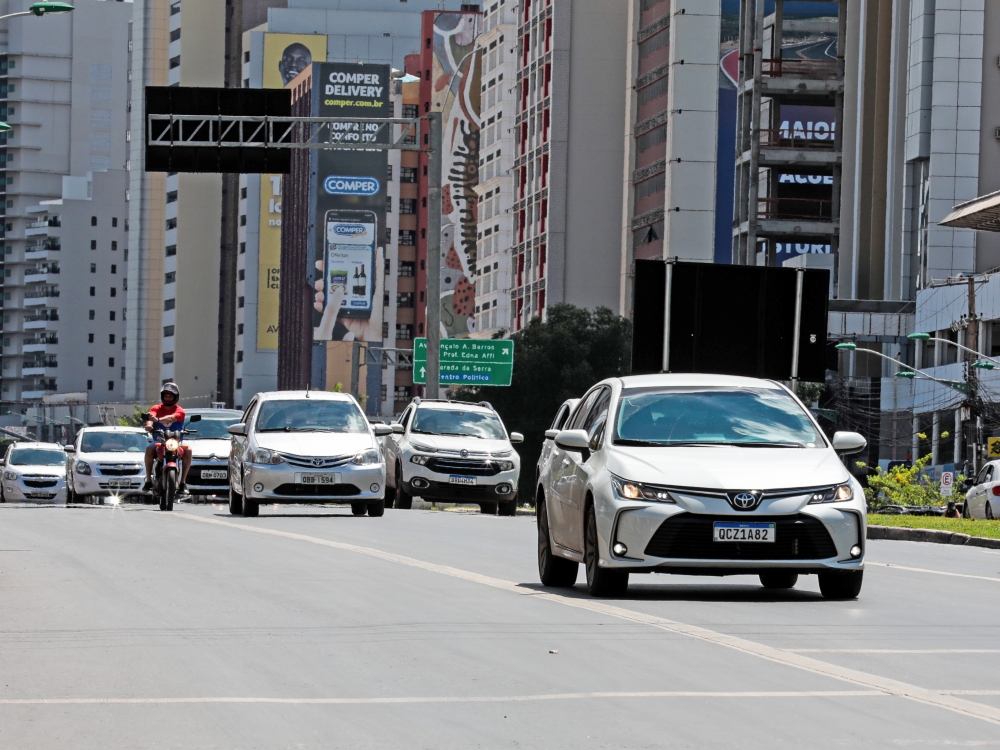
left=2, top=502, right=999, bottom=749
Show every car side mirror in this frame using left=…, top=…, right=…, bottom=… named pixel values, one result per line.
left=227, top=423, right=247, bottom=436
left=832, top=431, right=866, bottom=455
left=189, top=414, right=202, bottom=423
left=961, top=478, right=975, bottom=491
left=391, top=423, right=405, bottom=434
left=64, top=445, right=75, bottom=453
left=510, top=432, right=524, bottom=444
left=555, top=429, right=590, bottom=451
left=544, top=429, right=559, bottom=440
left=373, top=424, right=393, bottom=437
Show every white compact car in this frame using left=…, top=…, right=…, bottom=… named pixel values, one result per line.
left=537, top=398, right=580, bottom=489
left=383, top=398, right=523, bottom=515
left=536, top=374, right=868, bottom=599
left=65, top=426, right=150, bottom=504
left=963, top=461, right=999, bottom=519
left=1, top=442, right=68, bottom=503
left=183, top=408, right=243, bottom=501
left=227, top=390, right=392, bottom=518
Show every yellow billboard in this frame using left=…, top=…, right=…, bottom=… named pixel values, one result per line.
left=255, top=34, right=326, bottom=350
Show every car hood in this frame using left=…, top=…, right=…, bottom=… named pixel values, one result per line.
left=186, top=439, right=232, bottom=459
left=607, top=446, right=850, bottom=491
left=255, top=431, right=374, bottom=457
left=7, top=466, right=65, bottom=477
left=76, top=452, right=147, bottom=466
left=407, top=433, right=514, bottom=456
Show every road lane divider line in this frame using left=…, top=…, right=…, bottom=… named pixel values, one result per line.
left=167, top=512, right=1000, bottom=726
left=0, top=690, right=886, bottom=706
left=867, top=562, right=1000, bottom=583
left=790, top=649, right=1000, bottom=654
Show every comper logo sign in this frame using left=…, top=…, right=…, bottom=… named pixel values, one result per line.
left=333, top=223, right=368, bottom=237
left=324, top=175, right=380, bottom=196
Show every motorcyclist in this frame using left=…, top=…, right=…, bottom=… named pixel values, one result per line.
left=142, top=382, right=192, bottom=493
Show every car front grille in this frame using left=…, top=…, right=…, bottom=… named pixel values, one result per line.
left=98, top=465, right=143, bottom=476
left=425, top=457, right=499, bottom=476
left=643, top=513, right=838, bottom=560
left=273, top=483, right=361, bottom=497
left=278, top=453, right=355, bottom=469
left=22, top=477, right=59, bottom=488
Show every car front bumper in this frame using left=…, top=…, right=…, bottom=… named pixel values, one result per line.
left=401, top=464, right=519, bottom=502
left=241, top=462, right=386, bottom=503
left=4, top=480, right=67, bottom=503
left=72, top=473, right=145, bottom=498
left=593, top=481, right=866, bottom=574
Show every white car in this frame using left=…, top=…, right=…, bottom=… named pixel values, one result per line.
left=536, top=374, right=868, bottom=599
left=227, top=390, right=392, bottom=517
left=383, top=398, right=523, bottom=515
left=537, top=398, right=580, bottom=489
left=1, top=442, right=68, bottom=503
left=65, top=426, right=149, bottom=504
left=963, top=461, right=999, bottom=519
left=183, top=408, right=243, bottom=500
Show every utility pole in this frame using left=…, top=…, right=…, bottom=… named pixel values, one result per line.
left=967, top=276, right=980, bottom=475
left=425, top=112, right=443, bottom=399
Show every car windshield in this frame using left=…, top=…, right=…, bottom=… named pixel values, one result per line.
left=256, top=399, right=368, bottom=433
left=8, top=449, right=65, bottom=466
left=80, top=432, right=149, bottom=453
left=185, top=418, right=238, bottom=440
left=411, top=408, right=506, bottom=439
left=614, top=387, right=824, bottom=448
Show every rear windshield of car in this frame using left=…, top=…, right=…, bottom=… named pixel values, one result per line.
left=614, top=386, right=824, bottom=448
left=255, top=400, right=368, bottom=433
left=8, top=449, right=65, bottom=466
left=80, top=432, right=149, bottom=453
left=411, top=408, right=506, bottom=439
left=186, top=418, right=238, bottom=440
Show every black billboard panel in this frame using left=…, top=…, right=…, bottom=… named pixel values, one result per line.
left=632, top=260, right=829, bottom=382
left=145, top=86, right=292, bottom=173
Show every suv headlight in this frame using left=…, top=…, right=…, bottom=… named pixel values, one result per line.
left=410, top=455, right=432, bottom=465
left=252, top=448, right=284, bottom=465
left=411, top=443, right=436, bottom=453
left=3, top=471, right=17, bottom=481
left=611, top=476, right=676, bottom=503
left=352, top=449, right=381, bottom=465
left=492, top=450, right=513, bottom=458
left=75, top=461, right=92, bottom=475
left=496, top=460, right=515, bottom=471
left=808, top=483, right=854, bottom=504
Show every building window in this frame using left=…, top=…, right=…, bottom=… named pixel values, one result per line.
left=164, top=299, right=175, bottom=311
left=166, top=217, right=177, bottom=230
left=401, top=167, right=417, bottom=183
left=89, top=286, right=96, bottom=296
left=111, top=241, right=117, bottom=251
left=402, top=104, right=418, bottom=119
left=238, top=296, right=244, bottom=308
left=385, top=227, right=392, bottom=243
left=387, top=164, right=393, bottom=181
left=397, top=292, right=414, bottom=308
left=238, top=269, right=245, bottom=281
left=240, top=215, right=246, bottom=226
left=399, top=199, right=416, bottom=215
left=237, top=351, right=243, bottom=362
left=108, top=357, right=115, bottom=367
left=88, top=357, right=94, bottom=366
left=109, top=334, right=116, bottom=344
left=112, top=217, right=118, bottom=227
left=169, top=56, right=180, bottom=69
left=90, top=240, right=97, bottom=250
left=399, top=261, right=415, bottom=277
left=90, top=263, right=97, bottom=273
left=164, top=325, right=174, bottom=337
left=169, top=28, right=181, bottom=42
left=399, top=230, right=416, bottom=246
left=386, top=197, right=393, bottom=213
left=239, top=242, right=245, bottom=254
left=89, top=310, right=95, bottom=320
left=165, top=271, right=176, bottom=284
left=166, top=190, right=178, bottom=203
left=91, top=216, right=97, bottom=226
left=88, top=333, right=94, bottom=343
left=111, top=264, right=117, bottom=274
left=162, top=352, right=174, bottom=364
left=396, top=324, right=414, bottom=340
left=166, top=245, right=177, bottom=256
left=237, top=323, right=244, bottom=335
left=87, top=380, right=93, bottom=390
left=394, top=385, right=411, bottom=401
left=382, top=321, right=390, bottom=339
left=108, top=381, right=115, bottom=391
left=236, top=378, right=243, bottom=389
left=110, top=311, right=116, bottom=321
left=110, top=287, right=117, bottom=298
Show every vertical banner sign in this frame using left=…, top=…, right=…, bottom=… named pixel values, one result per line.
left=257, top=34, right=328, bottom=351
left=311, top=62, right=390, bottom=344
left=431, top=11, right=482, bottom=338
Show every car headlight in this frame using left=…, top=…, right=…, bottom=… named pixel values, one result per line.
left=496, top=460, right=515, bottom=471
left=252, top=448, right=285, bottom=465
left=165, top=438, right=179, bottom=452
left=611, top=476, right=676, bottom=503
left=492, top=450, right=513, bottom=458
left=75, top=461, right=92, bottom=475
left=410, top=455, right=432, bottom=465
left=3, top=471, right=17, bottom=481
left=352, top=449, right=381, bottom=465
left=411, top=443, right=436, bottom=453
left=808, top=483, right=854, bottom=504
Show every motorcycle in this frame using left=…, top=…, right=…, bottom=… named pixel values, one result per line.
left=143, top=413, right=201, bottom=512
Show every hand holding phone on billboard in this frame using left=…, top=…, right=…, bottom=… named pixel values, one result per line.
left=313, top=246, right=385, bottom=342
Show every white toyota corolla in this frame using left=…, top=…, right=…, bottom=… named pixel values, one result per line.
left=536, top=374, right=868, bottom=599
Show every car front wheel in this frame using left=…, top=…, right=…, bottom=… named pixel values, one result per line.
left=584, top=503, right=628, bottom=597
left=229, top=486, right=243, bottom=516
left=818, top=570, right=863, bottom=600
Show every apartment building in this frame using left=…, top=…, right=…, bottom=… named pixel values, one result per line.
left=509, top=0, right=628, bottom=330
left=0, top=0, right=131, bottom=413
left=471, top=0, right=517, bottom=335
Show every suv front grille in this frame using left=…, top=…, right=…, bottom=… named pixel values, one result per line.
left=98, top=465, right=143, bottom=476
left=278, top=453, right=355, bottom=469
left=23, top=478, right=59, bottom=488
left=425, top=457, right=499, bottom=476
left=643, top=513, right=837, bottom=560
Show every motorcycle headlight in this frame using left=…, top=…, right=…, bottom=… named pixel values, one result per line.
left=611, top=476, right=676, bottom=503
left=75, top=460, right=92, bottom=475
left=410, top=454, right=432, bottom=465
left=165, top=438, right=179, bottom=452
left=352, top=449, right=382, bottom=465
left=808, top=483, right=854, bottom=504
left=252, top=448, right=284, bottom=465
left=3, top=471, right=17, bottom=481
left=496, top=460, right=515, bottom=471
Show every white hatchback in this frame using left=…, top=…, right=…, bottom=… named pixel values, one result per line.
left=963, top=461, right=999, bottom=520
left=1, top=442, right=68, bottom=503
left=536, top=374, right=868, bottom=599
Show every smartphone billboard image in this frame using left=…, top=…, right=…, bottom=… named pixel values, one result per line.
left=326, top=210, right=376, bottom=317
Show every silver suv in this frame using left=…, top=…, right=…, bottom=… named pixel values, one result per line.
left=383, top=398, right=523, bottom=515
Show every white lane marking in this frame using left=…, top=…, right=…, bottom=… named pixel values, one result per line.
left=868, top=562, right=1000, bottom=584
left=943, top=691, right=1000, bottom=696
left=791, top=649, right=1000, bottom=654
left=168, top=512, right=1000, bottom=726
left=0, top=690, right=885, bottom=706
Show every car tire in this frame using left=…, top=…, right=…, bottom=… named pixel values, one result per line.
left=242, top=496, right=259, bottom=518
left=537, top=497, right=578, bottom=587
left=987, top=500, right=995, bottom=520
left=368, top=499, right=385, bottom=517
left=497, top=499, right=517, bottom=516
left=759, top=571, right=798, bottom=589
left=479, top=501, right=498, bottom=515
left=229, top=487, right=243, bottom=516
left=963, top=500, right=972, bottom=519
left=351, top=502, right=368, bottom=516
left=584, top=503, right=628, bottom=597
left=384, top=485, right=397, bottom=510
left=818, top=570, right=863, bottom=600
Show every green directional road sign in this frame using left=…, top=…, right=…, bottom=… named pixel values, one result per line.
left=413, top=337, right=514, bottom=386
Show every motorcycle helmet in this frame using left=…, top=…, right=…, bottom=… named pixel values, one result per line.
left=160, top=382, right=180, bottom=403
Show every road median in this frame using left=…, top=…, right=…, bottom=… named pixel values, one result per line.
left=867, top=518, right=1000, bottom=549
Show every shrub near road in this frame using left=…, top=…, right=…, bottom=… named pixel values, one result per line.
left=454, top=304, right=632, bottom=503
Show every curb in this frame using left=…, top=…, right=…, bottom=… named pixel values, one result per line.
left=867, top=525, right=1000, bottom=550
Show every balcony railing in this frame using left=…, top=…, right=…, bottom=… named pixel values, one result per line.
left=24, top=288, right=60, bottom=299
left=756, top=197, right=832, bottom=221
left=23, top=311, right=59, bottom=322
left=26, top=217, right=61, bottom=229
left=25, top=265, right=60, bottom=276
left=26, top=240, right=61, bottom=252
left=761, top=58, right=839, bottom=80
left=23, top=337, right=58, bottom=346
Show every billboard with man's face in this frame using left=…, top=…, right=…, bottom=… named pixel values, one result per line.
left=263, top=34, right=327, bottom=89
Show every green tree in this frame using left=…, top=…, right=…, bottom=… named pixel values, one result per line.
left=453, top=304, right=632, bottom=503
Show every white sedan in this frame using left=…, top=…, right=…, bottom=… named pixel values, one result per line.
left=963, top=461, right=999, bottom=520
left=1, top=442, right=68, bottom=503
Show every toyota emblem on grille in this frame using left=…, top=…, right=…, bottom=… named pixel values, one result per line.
left=313, top=458, right=324, bottom=467
left=727, top=491, right=762, bottom=511
left=460, top=449, right=469, bottom=458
